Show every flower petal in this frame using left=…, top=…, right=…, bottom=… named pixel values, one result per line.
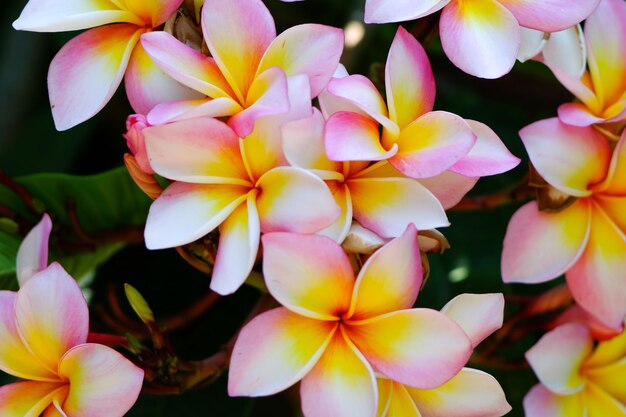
left=146, top=97, right=242, bottom=125
left=143, top=117, right=248, bottom=185
left=261, top=232, right=354, bottom=320
left=16, top=214, right=51, bottom=286
left=385, top=26, right=436, bottom=130
left=526, top=323, right=593, bottom=394
left=391, top=111, right=476, bottom=179
left=201, top=0, right=276, bottom=102
left=15, top=263, right=89, bottom=373
left=119, top=0, right=183, bottom=27
left=586, top=324, right=626, bottom=368
left=585, top=358, right=626, bottom=404
left=585, top=382, right=626, bottom=416
left=300, top=328, right=378, bottom=417
left=566, top=203, right=626, bottom=328
left=383, top=382, right=421, bottom=417
left=0, top=292, right=58, bottom=381
left=594, top=130, right=626, bottom=195
left=501, top=200, right=591, bottom=284
left=347, top=225, right=422, bottom=321
left=407, top=368, right=512, bottom=417
left=523, top=384, right=585, bottom=417
left=349, top=177, right=449, bottom=238
left=416, top=171, right=478, bottom=210
left=48, top=24, right=142, bottom=131
left=12, top=0, right=143, bottom=31
left=441, top=293, right=505, bottom=348
left=365, top=0, right=448, bottom=23
left=210, top=195, right=260, bottom=295
left=258, top=24, right=344, bottom=97
left=256, top=167, right=340, bottom=234
left=317, top=182, right=353, bottom=243
left=59, top=343, right=144, bottom=417
left=0, top=382, right=66, bottom=417
left=144, top=182, right=249, bottom=249
left=499, top=0, right=600, bottom=32
left=519, top=118, right=611, bottom=197
left=558, top=102, right=607, bottom=127
left=228, top=307, right=336, bottom=396
left=542, top=25, right=587, bottom=79
left=439, top=0, right=520, bottom=79
left=449, top=120, right=520, bottom=177
left=346, top=309, right=472, bottom=389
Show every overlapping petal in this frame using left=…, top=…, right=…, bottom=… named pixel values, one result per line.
left=365, top=0, right=448, bottom=24
left=326, top=112, right=397, bottom=162
left=228, top=308, right=336, bottom=396
left=0, top=382, right=66, bottom=417
left=120, top=0, right=184, bottom=27
left=417, top=171, right=478, bottom=210
left=499, top=0, right=600, bottom=32
left=523, top=384, right=585, bottom=417
left=441, top=293, right=505, bottom=348
left=585, top=383, right=626, bottom=416
left=16, top=214, right=51, bottom=286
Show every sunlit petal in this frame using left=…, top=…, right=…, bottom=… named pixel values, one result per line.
left=365, top=0, right=448, bottom=23
left=16, top=214, right=51, bottom=286
left=325, top=112, right=397, bottom=162
left=0, top=382, right=66, bottom=417
left=499, top=0, right=600, bottom=32
left=523, top=384, right=585, bottom=417
left=441, top=293, right=505, bottom=348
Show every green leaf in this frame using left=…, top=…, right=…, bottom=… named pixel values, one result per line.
left=0, top=167, right=150, bottom=288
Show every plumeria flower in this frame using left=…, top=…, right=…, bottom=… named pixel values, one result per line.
left=0, top=215, right=144, bottom=416
left=502, top=119, right=626, bottom=328
left=140, top=0, right=343, bottom=137
left=13, top=0, right=202, bottom=130
left=229, top=225, right=478, bottom=417
left=544, top=0, right=626, bottom=127
left=524, top=321, right=626, bottom=416
left=321, top=28, right=519, bottom=200
left=378, top=294, right=511, bottom=417
left=141, top=77, right=340, bottom=295
left=364, top=0, right=600, bottom=79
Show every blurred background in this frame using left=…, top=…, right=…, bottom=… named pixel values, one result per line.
left=0, top=0, right=574, bottom=415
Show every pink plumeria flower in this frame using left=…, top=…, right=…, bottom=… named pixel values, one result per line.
left=229, top=225, right=476, bottom=417
left=140, top=0, right=343, bottom=137
left=13, top=0, right=202, bottom=130
left=502, top=119, right=626, bottom=328
left=321, top=28, right=519, bottom=195
left=524, top=321, right=626, bottom=417
left=0, top=215, right=144, bottom=417
left=377, top=293, right=511, bottom=417
left=545, top=0, right=626, bottom=127
left=364, top=0, right=600, bottom=79
left=142, top=78, right=340, bottom=295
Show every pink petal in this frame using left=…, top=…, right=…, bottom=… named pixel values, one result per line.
left=566, top=203, right=626, bottom=328
left=317, top=183, right=353, bottom=242
left=407, top=368, right=512, bottom=417
left=146, top=97, right=242, bottom=125
left=201, top=0, right=276, bottom=102
left=48, top=24, right=142, bottom=130
left=499, top=0, right=601, bottom=32
left=346, top=309, right=472, bottom=389
left=385, top=26, right=436, bottom=130
left=595, top=129, right=626, bottom=195
left=256, top=167, right=341, bottom=234
left=391, top=111, right=476, bottom=179
left=261, top=232, right=354, bottom=320
left=347, top=225, right=422, bottom=321
left=558, top=102, right=607, bottom=127
left=449, top=120, right=520, bottom=177
left=300, top=328, right=378, bottom=417
left=441, top=293, right=505, bottom=348
left=0, top=292, right=59, bottom=381
left=519, top=118, right=611, bottom=196
left=143, top=117, right=249, bottom=185
left=349, top=177, right=449, bottom=238
left=144, top=182, right=249, bottom=249
left=118, top=0, right=183, bottom=27
left=440, top=0, right=520, bottom=79
left=0, top=381, right=66, bottom=417
left=325, top=112, right=397, bottom=162
left=228, top=307, right=336, bottom=396
left=15, top=263, right=89, bottom=373
left=365, top=0, right=448, bottom=23
left=12, top=0, right=143, bottom=31
left=16, top=214, right=51, bottom=286
left=139, top=31, right=235, bottom=99
left=501, top=200, right=591, bottom=284
left=417, top=171, right=479, bottom=210
left=523, top=384, right=585, bottom=417
left=258, top=24, right=344, bottom=97
left=228, top=66, right=290, bottom=138
left=59, top=343, right=144, bottom=417
left=526, top=323, right=593, bottom=394
left=210, top=196, right=260, bottom=295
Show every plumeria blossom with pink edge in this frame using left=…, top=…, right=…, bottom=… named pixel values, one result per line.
left=524, top=321, right=626, bottom=417
left=228, top=225, right=509, bottom=417
left=321, top=27, right=519, bottom=197
left=0, top=215, right=144, bottom=417
left=364, top=0, right=600, bottom=79
left=140, top=0, right=343, bottom=137
left=12, top=0, right=202, bottom=130
left=502, top=119, right=626, bottom=328
left=377, top=293, right=511, bottom=417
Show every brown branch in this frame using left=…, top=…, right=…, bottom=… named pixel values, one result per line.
left=162, top=291, right=221, bottom=331
left=451, top=175, right=532, bottom=211
left=0, top=171, right=34, bottom=209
